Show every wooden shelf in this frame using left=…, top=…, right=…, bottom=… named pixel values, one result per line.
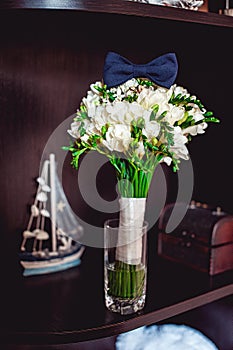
left=0, top=245, right=232, bottom=345
left=0, top=0, right=233, bottom=28
left=0, top=3, right=232, bottom=347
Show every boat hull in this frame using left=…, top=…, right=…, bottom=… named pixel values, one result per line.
left=20, top=246, right=85, bottom=276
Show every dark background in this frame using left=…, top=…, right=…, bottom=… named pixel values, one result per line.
left=208, top=0, right=233, bottom=12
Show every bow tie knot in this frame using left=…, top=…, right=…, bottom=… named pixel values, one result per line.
left=133, top=64, right=147, bottom=79
left=103, top=52, right=178, bottom=89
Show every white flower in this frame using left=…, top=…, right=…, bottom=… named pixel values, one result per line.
left=125, top=78, right=138, bottom=89
left=170, top=126, right=189, bottom=160
left=82, top=97, right=98, bottom=119
left=102, top=124, right=132, bottom=152
left=135, top=141, right=145, bottom=158
left=182, top=122, right=208, bottom=136
left=190, top=106, right=205, bottom=123
left=172, top=84, right=189, bottom=98
left=166, top=85, right=174, bottom=100
left=165, top=105, right=186, bottom=126
left=84, top=118, right=99, bottom=136
left=103, top=101, right=150, bottom=126
left=80, top=134, right=89, bottom=143
left=90, top=81, right=102, bottom=94
left=106, top=101, right=134, bottom=125
left=128, top=102, right=146, bottom=118
left=114, top=87, right=124, bottom=101
left=138, top=87, right=167, bottom=110
left=142, top=120, right=160, bottom=141
left=67, top=121, right=81, bottom=139
left=92, top=105, right=108, bottom=132
left=162, top=156, right=172, bottom=166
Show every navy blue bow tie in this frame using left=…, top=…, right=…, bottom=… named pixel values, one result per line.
left=103, top=52, right=178, bottom=89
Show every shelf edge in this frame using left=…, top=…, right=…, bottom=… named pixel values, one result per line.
left=0, top=0, right=233, bottom=29
left=1, top=283, right=232, bottom=345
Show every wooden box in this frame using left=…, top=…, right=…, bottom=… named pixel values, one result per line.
left=158, top=202, right=233, bottom=275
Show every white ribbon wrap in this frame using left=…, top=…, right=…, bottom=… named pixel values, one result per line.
left=116, top=197, right=146, bottom=265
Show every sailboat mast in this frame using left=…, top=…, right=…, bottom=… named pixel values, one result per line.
left=50, top=153, right=57, bottom=252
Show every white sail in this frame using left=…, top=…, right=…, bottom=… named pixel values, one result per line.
left=52, top=165, right=84, bottom=242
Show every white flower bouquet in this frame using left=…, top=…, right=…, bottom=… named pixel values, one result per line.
left=66, top=77, right=218, bottom=196
left=64, top=53, right=219, bottom=312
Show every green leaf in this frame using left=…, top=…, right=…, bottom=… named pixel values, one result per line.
left=157, top=111, right=167, bottom=121
left=177, top=111, right=189, bottom=126
left=136, top=78, right=153, bottom=87
left=204, top=111, right=213, bottom=117
left=165, top=124, right=173, bottom=131
left=152, top=104, right=159, bottom=114
left=156, top=153, right=164, bottom=162
left=137, top=117, right=145, bottom=129
left=150, top=111, right=156, bottom=121
left=203, top=117, right=220, bottom=123
left=79, top=121, right=86, bottom=137
left=101, top=125, right=108, bottom=138
left=124, top=93, right=138, bottom=102
left=62, top=146, right=71, bottom=151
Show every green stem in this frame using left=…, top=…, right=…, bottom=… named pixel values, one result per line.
left=108, top=261, right=145, bottom=299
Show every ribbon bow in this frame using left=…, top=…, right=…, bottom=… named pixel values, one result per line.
left=103, top=52, right=178, bottom=89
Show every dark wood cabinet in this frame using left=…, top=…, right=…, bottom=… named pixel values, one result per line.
left=0, top=1, right=232, bottom=348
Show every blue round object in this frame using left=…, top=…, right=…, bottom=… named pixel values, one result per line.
left=116, top=324, right=219, bottom=350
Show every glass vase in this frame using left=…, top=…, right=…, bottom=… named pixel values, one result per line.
left=104, top=217, right=148, bottom=315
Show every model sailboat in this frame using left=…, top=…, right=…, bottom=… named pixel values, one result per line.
left=19, top=153, right=85, bottom=276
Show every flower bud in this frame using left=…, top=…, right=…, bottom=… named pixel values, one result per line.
left=151, top=137, right=158, bottom=146
left=137, top=117, right=145, bottom=129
